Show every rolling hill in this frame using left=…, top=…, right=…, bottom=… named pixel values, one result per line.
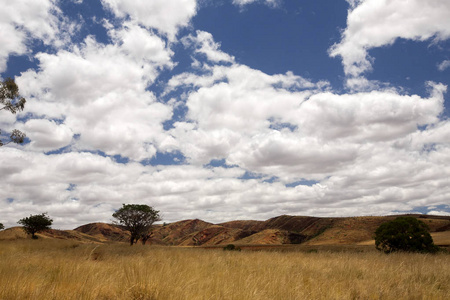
left=1, top=214, right=449, bottom=249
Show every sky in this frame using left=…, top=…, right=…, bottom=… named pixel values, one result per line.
left=1, top=0, right=450, bottom=229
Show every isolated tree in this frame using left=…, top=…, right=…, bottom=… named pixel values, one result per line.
left=18, top=213, right=53, bottom=239
left=112, top=204, right=161, bottom=246
left=0, top=77, right=26, bottom=146
left=0, top=223, right=4, bottom=230
left=375, top=216, right=438, bottom=254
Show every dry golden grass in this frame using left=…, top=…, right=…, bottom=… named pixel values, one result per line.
left=432, top=231, right=450, bottom=246
left=0, top=239, right=449, bottom=300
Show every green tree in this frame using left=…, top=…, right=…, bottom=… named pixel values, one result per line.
left=375, top=216, right=439, bottom=253
left=112, top=204, right=161, bottom=246
left=18, top=213, right=53, bottom=239
left=0, top=223, right=4, bottom=230
left=1, top=77, right=26, bottom=146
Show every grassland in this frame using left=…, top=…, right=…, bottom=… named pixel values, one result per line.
left=0, top=239, right=449, bottom=300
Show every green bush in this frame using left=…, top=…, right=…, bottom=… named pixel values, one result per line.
left=223, top=244, right=241, bottom=251
left=375, top=216, right=439, bottom=254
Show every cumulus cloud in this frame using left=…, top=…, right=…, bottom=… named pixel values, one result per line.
left=165, top=62, right=327, bottom=166
left=101, top=0, right=197, bottom=39
left=16, top=25, right=174, bottom=160
left=109, top=22, right=175, bottom=67
left=2, top=0, right=450, bottom=229
left=22, top=119, right=73, bottom=151
left=297, top=83, right=446, bottom=142
left=330, top=0, right=450, bottom=77
left=3, top=114, right=450, bottom=229
left=0, top=0, right=62, bottom=72
left=168, top=64, right=447, bottom=185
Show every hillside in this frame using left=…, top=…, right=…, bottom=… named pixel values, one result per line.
left=74, top=223, right=130, bottom=243
left=305, top=215, right=450, bottom=245
left=1, top=214, right=449, bottom=248
left=0, top=226, right=105, bottom=243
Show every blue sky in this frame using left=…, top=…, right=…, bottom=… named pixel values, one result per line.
left=1, top=0, right=450, bottom=229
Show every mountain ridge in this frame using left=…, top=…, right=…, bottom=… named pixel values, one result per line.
left=1, top=214, right=449, bottom=248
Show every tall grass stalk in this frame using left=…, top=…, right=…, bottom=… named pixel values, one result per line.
left=0, top=239, right=449, bottom=299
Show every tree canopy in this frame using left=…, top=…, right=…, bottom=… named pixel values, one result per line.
left=18, top=213, right=53, bottom=239
left=1, top=77, right=26, bottom=146
left=374, top=216, right=439, bottom=254
left=112, top=204, right=161, bottom=245
left=0, top=223, right=4, bottom=230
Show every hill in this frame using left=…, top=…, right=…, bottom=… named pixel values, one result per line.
left=74, top=223, right=130, bottom=243
left=0, top=226, right=105, bottom=243
left=83, top=214, right=450, bottom=248
left=1, top=214, right=449, bottom=248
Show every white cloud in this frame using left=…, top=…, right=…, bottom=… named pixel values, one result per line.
left=2, top=0, right=450, bottom=230
left=297, top=83, right=446, bottom=142
left=182, top=30, right=235, bottom=63
left=166, top=63, right=319, bottom=94
left=0, top=0, right=62, bottom=72
left=330, top=0, right=450, bottom=77
left=166, top=64, right=325, bottom=166
left=427, top=210, right=450, bottom=216
left=165, top=61, right=449, bottom=199
left=233, top=0, right=256, bottom=6
left=22, top=119, right=73, bottom=151
left=101, top=0, right=197, bottom=39
left=232, top=0, right=281, bottom=8
left=2, top=129, right=450, bottom=229
left=109, top=22, right=175, bottom=67
left=437, top=60, right=450, bottom=71
left=16, top=26, right=174, bottom=160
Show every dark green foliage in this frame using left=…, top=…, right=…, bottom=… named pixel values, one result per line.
left=112, top=204, right=161, bottom=246
left=0, top=78, right=26, bottom=146
left=288, top=232, right=307, bottom=244
left=0, top=223, right=4, bottom=230
left=375, top=216, right=439, bottom=254
left=310, top=224, right=332, bottom=240
left=223, top=244, right=241, bottom=251
left=18, top=213, right=53, bottom=239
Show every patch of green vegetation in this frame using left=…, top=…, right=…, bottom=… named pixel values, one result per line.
left=375, top=217, right=439, bottom=254
left=223, top=244, right=241, bottom=251
left=308, top=224, right=332, bottom=240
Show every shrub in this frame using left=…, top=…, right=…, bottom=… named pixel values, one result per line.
left=374, top=216, right=439, bottom=254
left=223, top=244, right=241, bottom=251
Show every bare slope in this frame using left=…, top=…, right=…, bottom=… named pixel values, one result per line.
left=151, top=219, right=213, bottom=245
left=2, top=214, right=449, bottom=247
left=306, top=215, right=450, bottom=246
left=0, top=226, right=105, bottom=243
left=74, top=223, right=130, bottom=243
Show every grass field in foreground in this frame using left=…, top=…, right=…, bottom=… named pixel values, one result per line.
left=0, top=239, right=449, bottom=300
